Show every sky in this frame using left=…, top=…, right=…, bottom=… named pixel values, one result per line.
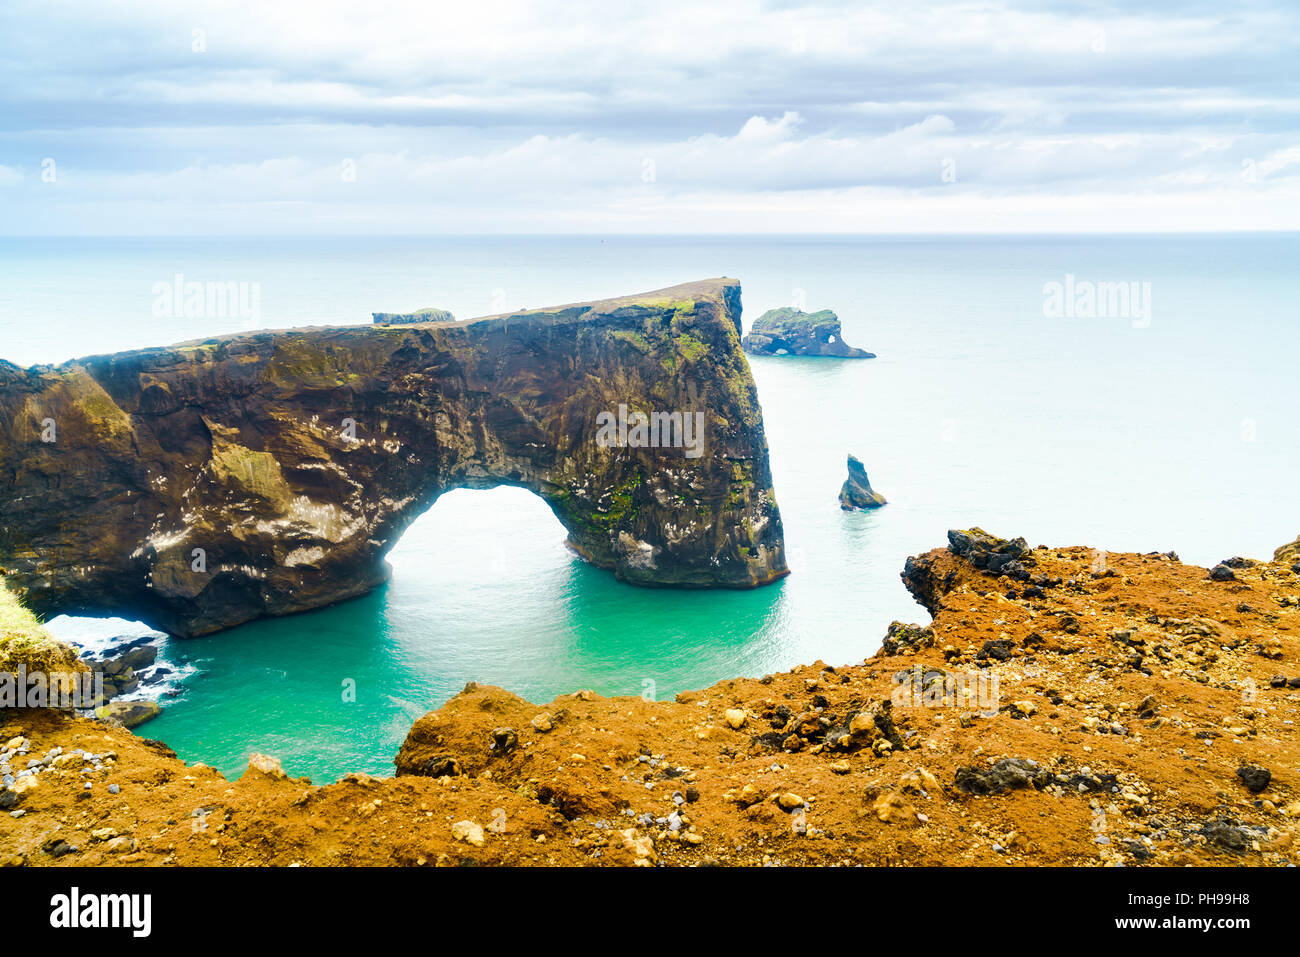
left=1, top=0, right=1298, bottom=234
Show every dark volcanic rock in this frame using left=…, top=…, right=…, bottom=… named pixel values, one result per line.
left=741, top=307, right=874, bottom=358
left=1208, top=563, right=1236, bottom=582
left=372, top=307, right=455, bottom=325
left=422, top=754, right=462, bottom=777
left=490, top=727, right=518, bottom=753
left=100, top=643, right=157, bottom=677
left=838, top=454, right=886, bottom=510
left=1235, top=764, right=1271, bottom=793
left=1200, top=817, right=1264, bottom=852
left=954, top=758, right=1050, bottom=795
left=900, top=531, right=1035, bottom=616
left=0, top=279, right=788, bottom=637
left=976, top=638, right=1014, bottom=662
left=880, top=620, right=935, bottom=655
left=947, top=528, right=1029, bottom=575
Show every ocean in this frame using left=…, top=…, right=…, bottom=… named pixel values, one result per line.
left=2, top=234, right=1296, bottom=781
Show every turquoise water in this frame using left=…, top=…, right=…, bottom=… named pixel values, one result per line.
left=4, top=235, right=1298, bottom=781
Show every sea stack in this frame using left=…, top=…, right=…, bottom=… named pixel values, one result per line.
left=839, top=454, right=886, bottom=510
left=742, top=307, right=874, bottom=358
left=372, top=307, right=456, bottom=324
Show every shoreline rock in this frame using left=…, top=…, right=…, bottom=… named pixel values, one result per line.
left=92, top=700, right=160, bottom=729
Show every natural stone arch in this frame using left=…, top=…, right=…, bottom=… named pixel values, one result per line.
left=0, top=279, right=788, bottom=637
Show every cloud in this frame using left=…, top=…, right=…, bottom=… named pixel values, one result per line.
left=0, top=0, right=1297, bottom=232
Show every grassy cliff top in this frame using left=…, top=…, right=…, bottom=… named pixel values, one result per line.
left=751, top=307, right=838, bottom=330
left=0, top=580, right=84, bottom=675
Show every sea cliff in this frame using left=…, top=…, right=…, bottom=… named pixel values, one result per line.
left=0, top=279, right=787, bottom=637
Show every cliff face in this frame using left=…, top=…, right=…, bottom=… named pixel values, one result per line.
left=0, top=279, right=787, bottom=637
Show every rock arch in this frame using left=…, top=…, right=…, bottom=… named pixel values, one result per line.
left=0, top=279, right=788, bottom=637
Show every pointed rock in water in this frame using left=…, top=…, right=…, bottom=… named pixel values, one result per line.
left=742, top=307, right=874, bottom=358
left=372, top=307, right=456, bottom=324
left=839, top=454, right=886, bottom=510
left=0, top=278, right=787, bottom=637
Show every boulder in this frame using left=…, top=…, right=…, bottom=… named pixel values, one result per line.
left=1208, top=563, right=1236, bottom=582
left=242, top=752, right=289, bottom=780
left=100, top=643, right=157, bottom=677
left=451, top=820, right=485, bottom=846
left=93, top=700, right=161, bottom=729
left=1274, top=534, right=1300, bottom=564
left=1236, top=764, right=1271, bottom=793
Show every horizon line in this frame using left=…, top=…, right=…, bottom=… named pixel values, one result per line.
left=3, top=228, right=1299, bottom=240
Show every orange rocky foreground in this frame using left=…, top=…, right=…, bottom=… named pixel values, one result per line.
left=3, top=530, right=1299, bottom=867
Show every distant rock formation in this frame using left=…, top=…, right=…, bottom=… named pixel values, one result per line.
left=372, top=307, right=456, bottom=324
left=0, top=279, right=788, bottom=637
left=839, top=454, right=886, bottom=510
left=742, top=307, right=874, bottom=358
left=1276, top=534, right=1300, bottom=565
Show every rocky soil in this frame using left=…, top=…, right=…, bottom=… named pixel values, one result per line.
left=2, top=531, right=1298, bottom=867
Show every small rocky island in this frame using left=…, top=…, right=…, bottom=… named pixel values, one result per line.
left=741, top=307, right=874, bottom=358
left=372, top=307, right=455, bottom=324
left=839, top=454, right=886, bottom=509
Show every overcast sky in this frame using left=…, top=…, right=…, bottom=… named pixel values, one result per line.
left=1, top=0, right=1297, bottom=233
